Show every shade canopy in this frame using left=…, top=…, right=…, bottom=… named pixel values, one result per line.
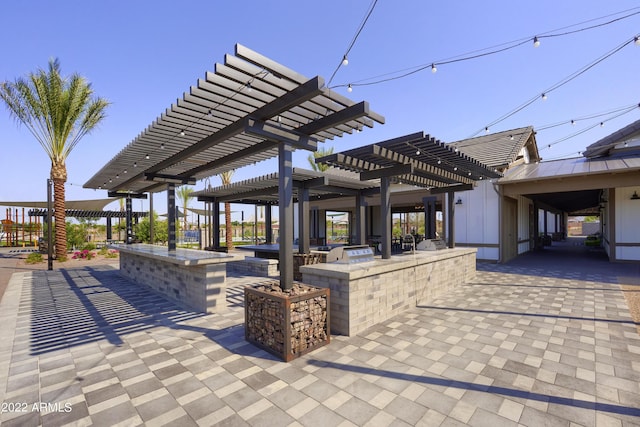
left=84, top=44, right=384, bottom=195
left=193, top=168, right=379, bottom=205
left=316, top=131, right=502, bottom=188
left=1, top=198, right=116, bottom=211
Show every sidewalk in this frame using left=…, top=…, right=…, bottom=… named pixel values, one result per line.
left=0, top=244, right=638, bottom=426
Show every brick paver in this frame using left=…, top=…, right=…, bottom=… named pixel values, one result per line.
left=0, top=245, right=638, bottom=426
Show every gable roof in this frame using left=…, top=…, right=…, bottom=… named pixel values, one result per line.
left=448, top=126, right=539, bottom=169
left=582, top=118, right=640, bottom=158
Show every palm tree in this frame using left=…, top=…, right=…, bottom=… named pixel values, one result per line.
left=219, top=170, right=235, bottom=250
left=307, top=146, right=334, bottom=172
left=0, top=59, right=109, bottom=259
left=176, top=185, right=194, bottom=231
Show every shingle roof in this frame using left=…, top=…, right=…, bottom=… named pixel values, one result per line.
left=448, top=126, right=538, bottom=169
left=582, top=118, right=640, bottom=158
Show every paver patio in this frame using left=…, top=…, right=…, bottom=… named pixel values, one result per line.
left=0, top=244, right=638, bottom=426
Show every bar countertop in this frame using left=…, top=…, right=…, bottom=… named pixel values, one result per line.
left=111, top=244, right=233, bottom=266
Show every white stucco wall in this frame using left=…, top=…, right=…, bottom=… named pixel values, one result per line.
left=454, top=180, right=500, bottom=261
left=615, top=186, right=640, bottom=261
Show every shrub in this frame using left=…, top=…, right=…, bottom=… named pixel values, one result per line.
left=25, top=252, right=43, bottom=264
left=72, top=249, right=95, bottom=260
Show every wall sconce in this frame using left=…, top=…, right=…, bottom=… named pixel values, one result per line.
left=631, top=191, right=640, bottom=200
left=455, top=197, right=463, bottom=205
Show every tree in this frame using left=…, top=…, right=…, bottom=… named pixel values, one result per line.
left=176, top=185, right=194, bottom=230
left=307, top=146, right=334, bottom=172
left=219, top=170, right=235, bottom=250
left=0, top=59, right=109, bottom=258
left=136, top=212, right=168, bottom=243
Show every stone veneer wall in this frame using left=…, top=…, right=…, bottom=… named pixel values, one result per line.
left=227, top=257, right=279, bottom=278
left=119, top=252, right=227, bottom=313
left=300, top=248, right=477, bottom=336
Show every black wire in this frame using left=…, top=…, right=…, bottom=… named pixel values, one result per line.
left=327, top=0, right=379, bottom=87
left=470, top=36, right=636, bottom=137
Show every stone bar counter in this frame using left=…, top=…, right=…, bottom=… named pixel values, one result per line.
left=300, top=248, right=477, bottom=336
left=112, top=244, right=233, bottom=313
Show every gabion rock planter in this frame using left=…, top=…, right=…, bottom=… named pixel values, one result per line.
left=244, top=281, right=330, bottom=362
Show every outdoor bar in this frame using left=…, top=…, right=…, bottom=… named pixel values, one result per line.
left=114, top=243, right=232, bottom=313
left=300, top=247, right=477, bottom=336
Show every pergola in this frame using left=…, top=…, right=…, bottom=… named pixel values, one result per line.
left=84, top=44, right=384, bottom=290
left=193, top=167, right=380, bottom=253
left=317, top=131, right=502, bottom=258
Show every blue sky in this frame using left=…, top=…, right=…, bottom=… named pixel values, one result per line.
left=1, top=1, right=639, bottom=218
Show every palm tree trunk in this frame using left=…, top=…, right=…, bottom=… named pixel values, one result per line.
left=51, top=162, right=67, bottom=259
left=225, top=202, right=233, bottom=250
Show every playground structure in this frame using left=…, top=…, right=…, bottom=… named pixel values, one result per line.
left=1, top=207, right=42, bottom=247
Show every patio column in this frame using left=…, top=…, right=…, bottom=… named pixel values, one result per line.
left=167, top=183, right=176, bottom=251
left=447, top=191, right=455, bottom=248
left=212, top=199, right=220, bottom=249
left=106, top=217, right=112, bottom=241
left=423, top=196, right=437, bottom=239
left=298, top=187, right=310, bottom=254
left=265, top=204, right=273, bottom=244
left=126, top=194, right=133, bottom=244
left=380, top=176, right=391, bottom=259
left=149, top=192, right=154, bottom=244
left=279, top=142, right=294, bottom=290
left=355, top=192, right=366, bottom=245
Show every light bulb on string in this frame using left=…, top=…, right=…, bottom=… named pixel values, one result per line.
left=571, top=120, right=575, bottom=125
left=533, top=36, right=540, bottom=48
left=180, top=130, right=185, bottom=136
left=541, top=93, right=547, bottom=100
left=635, top=36, right=640, bottom=46
left=484, top=127, right=489, bottom=134
left=600, top=122, right=604, bottom=127
left=347, top=84, right=353, bottom=93
left=145, top=154, right=150, bottom=160
left=431, top=64, right=437, bottom=73
left=342, top=55, right=349, bottom=66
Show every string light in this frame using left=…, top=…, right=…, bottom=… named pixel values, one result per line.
left=133, top=162, right=137, bottom=168
left=342, top=55, right=349, bottom=66
left=160, top=143, right=165, bottom=149
left=541, top=93, right=547, bottom=100
left=635, top=36, right=640, bottom=46
left=347, top=84, right=353, bottom=93
left=180, top=130, right=185, bottom=136
left=472, top=35, right=635, bottom=137
left=332, top=9, right=640, bottom=94
left=145, top=154, right=150, bottom=160
left=431, top=64, right=437, bottom=73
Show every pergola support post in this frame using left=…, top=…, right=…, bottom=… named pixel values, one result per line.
left=279, top=142, right=294, bottom=290
left=447, top=192, right=455, bottom=248
left=126, top=195, right=133, bottom=244
left=423, top=196, right=437, bottom=239
left=355, top=193, right=366, bottom=245
left=167, top=184, right=176, bottom=251
left=212, top=199, right=220, bottom=249
left=265, top=205, right=273, bottom=244
left=149, top=192, right=154, bottom=244
left=106, top=217, right=112, bottom=241
left=380, top=177, right=391, bottom=259
left=298, top=188, right=310, bottom=254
